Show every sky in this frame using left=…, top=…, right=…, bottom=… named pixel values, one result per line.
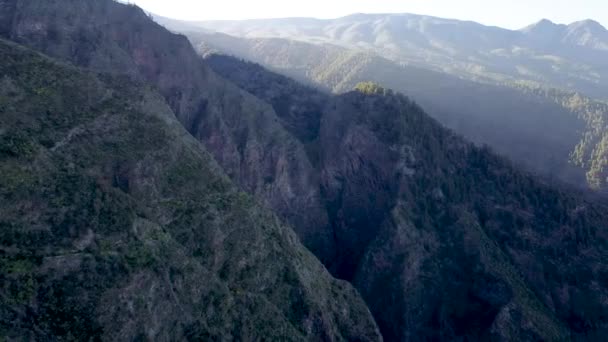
left=127, top=0, right=607, bottom=29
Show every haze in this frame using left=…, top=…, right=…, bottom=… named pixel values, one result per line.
left=127, top=0, right=607, bottom=29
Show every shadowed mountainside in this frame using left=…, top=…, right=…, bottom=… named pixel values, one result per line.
left=199, top=54, right=608, bottom=341
left=186, top=31, right=608, bottom=194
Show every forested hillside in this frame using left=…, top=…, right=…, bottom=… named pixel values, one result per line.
left=2, top=0, right=608, bottom=341
left=514, top=85, right=608, bottom=192
left=188, top=32, right=608, bottom=193
left=188, top=54, right=608, bottom=341
left=0, top=38, right=380, bottom=341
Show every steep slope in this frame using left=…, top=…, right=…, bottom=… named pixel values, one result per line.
left=188, top=33, right=596, bottom=191
left=188, top=13, right=608, bottom=101
left=325, top=86, right=608, bottom=341
left=515, top=86, right=608, bottom=193
left=0, top=38, right=382, bottom=341
left=5, top=1, right=608, bottom=340
left=0, top=0, right=335, bottom=261
left=183, top=54, right=608, bottom=340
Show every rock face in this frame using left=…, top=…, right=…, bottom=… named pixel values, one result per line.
left=3, top=0, right=608, bottom=341
left=0, top=38, right=382, bottom=341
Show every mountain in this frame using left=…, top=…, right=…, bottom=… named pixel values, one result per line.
left=563, top=20, right=608, bottom=50
left=0, top=38, right=380, bottom=340
left=184, top=13, right=608, bottom=101
left=182, top=31, right=608, bottom=193
left=0, top=0, right=337, bottom=261
left=3, top=0, right=608, bottom=341
left=521, top=19, right=566, bottom=36
left=206, top=55, right=608, bottom=340
left=523, top=19, right=608, bottom=51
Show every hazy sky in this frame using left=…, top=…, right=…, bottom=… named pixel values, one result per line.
left=128, top=0, right=607, bottom=29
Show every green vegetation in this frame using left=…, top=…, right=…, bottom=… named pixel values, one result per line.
left=354, top=82, right=392, bottom=96
left=3, top=0, right=608, bottom=340
left=512, top=84, right=608, bottom=191
left=335, top=89, right=607, bottom=341
left=198, top=50, right=608, bottom=340
left=0, top=37, right=380, bottom=341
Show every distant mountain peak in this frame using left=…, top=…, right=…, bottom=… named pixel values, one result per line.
left=568, top=19, right=607, bottom=32
left=338, top=12, right=412, bottom=22
left=520, top=18, right=565, bottom=34
left=564, top=19, right=608, bottom=50
left=537, top=18, right=556, bottom=25
left=519, top=18, right=607, bottom=49
left=522, top=18, right=606, bottom=34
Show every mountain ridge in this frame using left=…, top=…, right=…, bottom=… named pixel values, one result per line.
left=188, top=12, right=608, bottom=101
left=183, top=30, right=608, bottom=194
left=0, top=0, right=340, bottom=261
left=182, top=13, right=606, bottom=32
left=0, top=36, right=381, bottom=341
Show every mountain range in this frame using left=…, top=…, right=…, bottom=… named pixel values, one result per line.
left=192, top=13, right=608, bottom=101
left=1, top=0, right=608, bottom=341
left=158, top=26, right=608, bottom=195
